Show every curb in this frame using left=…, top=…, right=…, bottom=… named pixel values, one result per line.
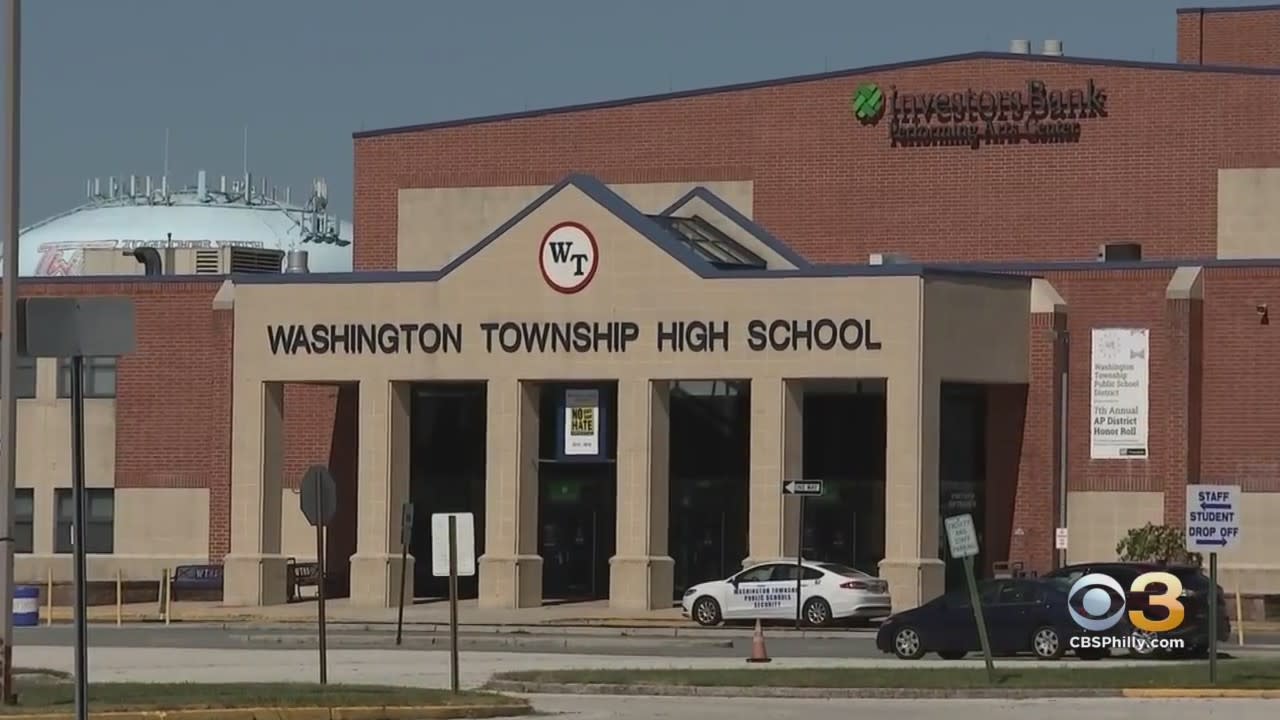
left=15, top=704, right=532, bottom=720
left=1122, top=688, right=1280, bottom=698
left=481, top=680, right=1124, bottom=699
left=484, top=681, right=1280, bottom=700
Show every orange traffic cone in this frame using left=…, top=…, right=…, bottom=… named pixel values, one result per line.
left=746, top=618, right=772, bottom=663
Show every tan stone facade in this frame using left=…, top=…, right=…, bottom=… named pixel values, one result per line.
left=219, top=175, right=1030, bottom=610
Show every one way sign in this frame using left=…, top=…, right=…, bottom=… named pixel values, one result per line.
left=783, top=480, right=823, bottom=496
left=1185, top=484, right=1241, bottom=552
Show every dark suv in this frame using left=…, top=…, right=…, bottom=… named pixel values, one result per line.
left=1043, top=562, right=1229, bottom=657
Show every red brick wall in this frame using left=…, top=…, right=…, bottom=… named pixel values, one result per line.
left=1200, top=267, right=1280, bottom=491
left=1177, top=7, right=1280, bottom=68
left=2, top=278, right=235, bottom=559
left=354, top=58, right=1280, bottom=271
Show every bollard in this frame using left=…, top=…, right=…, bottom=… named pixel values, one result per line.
left=162, top=568, right=171, bottom=625
left=115, top=570, right=122, bottom=627
left=44, top=568, right=52, bottom=626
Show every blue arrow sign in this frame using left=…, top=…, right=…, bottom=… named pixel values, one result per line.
left=1185, top=484, right=1242, bottom=553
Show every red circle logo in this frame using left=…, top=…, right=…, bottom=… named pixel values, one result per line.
left=539, top=222, right=599, bottom=294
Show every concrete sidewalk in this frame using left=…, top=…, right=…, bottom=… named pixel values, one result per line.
left=36, top=599, right=1280, bottom=635
left=39, top=599, right=689, bottom=627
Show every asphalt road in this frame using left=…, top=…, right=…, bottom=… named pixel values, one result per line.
left=14, top=623, right=1280, bottom=659
left=525, top=695, right=1280, bottom=719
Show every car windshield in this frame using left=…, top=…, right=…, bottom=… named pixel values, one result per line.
left=817, top=563, right=870, bottom=578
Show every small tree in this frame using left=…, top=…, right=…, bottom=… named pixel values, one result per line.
left=1115, top=522, right=1202, bottom=566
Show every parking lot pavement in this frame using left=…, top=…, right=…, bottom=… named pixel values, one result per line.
left=10, top=645, right=1260, bottom=691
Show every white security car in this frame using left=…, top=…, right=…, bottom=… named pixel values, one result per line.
left=681, top=560, right=892, bottom=627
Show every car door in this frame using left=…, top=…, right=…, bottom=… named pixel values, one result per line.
left=768, top=564, right=824, bottom=621
left=723, top=563, right=782, bottom=619
left=987, top=580, right=1041, bottom=652
left=938, top=581, right=1002, bottom=651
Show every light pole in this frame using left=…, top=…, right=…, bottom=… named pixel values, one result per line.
left=0, top=0, right=20, bottom=706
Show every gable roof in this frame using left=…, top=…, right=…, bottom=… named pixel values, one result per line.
left=230, top=173, right=1024, bottom=286
left=354, top=51, right=1280, bottom=140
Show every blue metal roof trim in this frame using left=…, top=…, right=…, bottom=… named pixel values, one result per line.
left=1177, top=4, right=1280, bottom=14
left=660, top=187, right=813, bottom=269
left=354, top=51, right=1280, bottom=140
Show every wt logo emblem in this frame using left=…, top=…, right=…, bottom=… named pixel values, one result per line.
left=539, top=222, right=599, bottom=294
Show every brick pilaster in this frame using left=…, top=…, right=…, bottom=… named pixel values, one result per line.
left=1009, top=300, right=1068, bottom=574
left=1163, top=268, right=1205, bottom=526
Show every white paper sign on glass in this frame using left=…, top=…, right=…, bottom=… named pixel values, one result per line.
left=431, top=512, right=477, bottom=577
left=563, top=388, right=601, bottom=455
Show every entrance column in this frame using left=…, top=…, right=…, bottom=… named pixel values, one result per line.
left=745, top=377, right=802, bottom=566
left=224, top=381, right=288, bottom=605
left=879, top=376, right=945, bottom=611
left=478, top=378, right=542, bottom=608
left=350, top=381, right=413, bottom=607
left=610, top=379, right=675, bottom=610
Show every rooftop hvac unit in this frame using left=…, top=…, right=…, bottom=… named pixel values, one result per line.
left=1010, top=39, right=1031, bottom=54
left=226, top=247, right=286, bottom=274
left=869, top=252, right=911, bottom=266
left=1042, top=39, right=1064, bottom=56
left=1097, top=242, right=1142, bottom=262
left=194, top=246, right=286, bottom=274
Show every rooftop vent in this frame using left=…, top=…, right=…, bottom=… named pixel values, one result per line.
left=227, top=247, right=286, bottom=274
left=1010, top=39, right=1031, bottom=54
left=1097, top=242, right=1142, bottom=263
left=869, top=252, right=911, bottom=266
left=285, top=249, right=310, bottom=274
left=1042, top=39, right=1063, bottom=56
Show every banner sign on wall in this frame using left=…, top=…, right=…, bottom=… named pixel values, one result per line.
left=562, top=388, right=601, bottom=457
left=1090, top=328, right=1149, bottom=459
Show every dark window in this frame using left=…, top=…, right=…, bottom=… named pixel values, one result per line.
left=997, top=582, right=1038, bottom=605
left=13, top=489, right=33, bottom=554
left=647, top=215, right=768, bottom=270
left=57, top=357, right=117, bottom=399
left=771, top=565, right=822, bottom=582
left=0, top=349, right=37, bottom=399
left=54, top=488, right=114, bottom=554
left=734, top=564, right=777, bottom=583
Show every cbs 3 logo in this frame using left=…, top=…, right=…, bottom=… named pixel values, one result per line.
left=1066, top=572, right=1186, bottom=633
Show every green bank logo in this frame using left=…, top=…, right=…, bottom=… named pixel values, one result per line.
left=851, top=83, right=884, bottom=123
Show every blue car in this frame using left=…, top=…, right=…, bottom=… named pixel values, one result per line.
left=875, top=577, right=1106, bottom=660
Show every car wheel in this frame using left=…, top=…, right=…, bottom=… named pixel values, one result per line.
left=1129, top=630, right=1160, bottom=658
left=803, top=598, right=833, bottom=627
left=893, top=626, right=926, bottom=660
left=937, top=650, right=967, bottom=660
left=691, top=596, right=722, bottom=627
left=1031, top=626, right=1065, bottom=660
left=1076, top=648, right=1109, bottom=661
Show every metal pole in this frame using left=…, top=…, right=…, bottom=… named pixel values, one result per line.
left=794, top=496, right=804, bottom=630
left=70, top=356, right=88, bottom=720
left=1209, top=552, right=1218, bottom=684
left=316, top=513, right=327, bottom=685
left=1057, top=350, right=1069, bottom=569
left=0, top=0, right=21, bottom=706
left=448, top=516, right=459, bottom=694
left=395, top=538, right=407, bottom=646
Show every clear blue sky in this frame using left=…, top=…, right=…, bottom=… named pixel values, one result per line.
left=5, top=0, right=1254, bottom=224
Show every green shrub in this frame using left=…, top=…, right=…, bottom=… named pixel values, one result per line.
left=1115, top=522, right=1203, bottom=566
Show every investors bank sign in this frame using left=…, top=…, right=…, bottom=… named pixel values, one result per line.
left=850, top=79, right=1108, bottom=149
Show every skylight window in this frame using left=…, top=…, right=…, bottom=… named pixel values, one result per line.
left=648, top=214, right=767, bottom=270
